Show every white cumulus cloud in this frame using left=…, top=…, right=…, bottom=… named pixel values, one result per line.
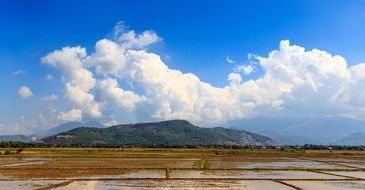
left=97, top=78, right=146, bottom=111
left=42, top=46, right=101, bottom=119
left=110, top=21, right=161, bottom=49
left=42, top=23, right=365, bottom=125
left=228, top=73, right=242, bottom=85
left=18, top=86, right=33, bottom=99
left=57, top=109, right=82, bottom=122
left=236, top=64, right=254, bottom=75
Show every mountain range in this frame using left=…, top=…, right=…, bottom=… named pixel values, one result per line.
left=2, top=117, right=365, bottom=146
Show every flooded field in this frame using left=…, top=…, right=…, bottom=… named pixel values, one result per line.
left=169, top=170, right=347, bottom=179
left=209, top=159, right=352, bottom=169
left=1, top=148, right=365, bottom=189
left=283, top=181, right=365, bottom=190
left=53, top=180, right=295, bottom=190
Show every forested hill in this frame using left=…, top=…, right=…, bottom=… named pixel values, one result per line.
left=42, top=120, right=277, bottom=146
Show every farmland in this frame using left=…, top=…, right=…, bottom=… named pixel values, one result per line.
left=1, top=148, right=365, bottom=189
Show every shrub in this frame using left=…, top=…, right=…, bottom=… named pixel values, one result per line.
left=16, top=148, right=23, bottom=154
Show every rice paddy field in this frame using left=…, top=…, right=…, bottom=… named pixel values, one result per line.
left=1, top=148, right=365, bottom=189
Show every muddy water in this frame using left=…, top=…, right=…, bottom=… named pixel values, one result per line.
left=169, top=170, right=346, bottom=179
left=75, top=170, right=166, bottom=179
left=2, top=161, right=45, bottom=167
left=314, top=158, right=365, bottom=163
left=0, top=180, right=67, bottom=190
left=0, top=157, right=51, bottom=167
left=38, top=158, right=197, bottom=169
left=327, top=171, right=365, bottom=179
left=284, top=181, right=365, bottom=190
left=54, top=180, right=295, bottom=190
left=210, top=160, right=350, bottom=169
left=335, top=163, right=365, bottom=169
left=1, top=156, right=365, bottom=189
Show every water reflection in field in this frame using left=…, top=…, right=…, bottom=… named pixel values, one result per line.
left=169, top=170, right=346, bottom=179
left=210, top=160, right=351, bottom=169
left=327, top=171, right=365, bottom=179
left=0, top=180, right=67, bottom=190
left=54, top=180, right=294, bottom=190
left=1, top=149, right=365, bottom=189
left=75, top=170, right=166, bottom=179
left=284, top=181, right=365, bottom=190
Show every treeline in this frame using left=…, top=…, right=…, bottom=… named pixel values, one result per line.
left=0, top=141, right=46, bottom=148
left=0, top=141, right=27, bottom=155
left=301, top=144, right=365, bottom=150
left=24, top=143, right=278, bottom=149
left=1, top=141, right=365, bottom=150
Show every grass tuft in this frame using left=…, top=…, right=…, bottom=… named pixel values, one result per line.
left=195, top=158, right=210, bottom=169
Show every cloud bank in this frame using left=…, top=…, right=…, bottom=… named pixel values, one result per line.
left=42, top=24, right=365, bottom=126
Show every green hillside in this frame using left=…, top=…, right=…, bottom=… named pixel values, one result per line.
left=42, top=120, right=277, bottom=146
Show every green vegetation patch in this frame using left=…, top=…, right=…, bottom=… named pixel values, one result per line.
left=195, top=158, right=210, bottom=169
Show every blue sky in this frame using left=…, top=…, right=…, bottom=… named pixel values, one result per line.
left=1, top=0, right=365, bottom=134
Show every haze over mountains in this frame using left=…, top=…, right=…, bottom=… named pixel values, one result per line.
left=32, top=121, right=104, bottom=139
left=227, top=117, right=365, bottom=145
left=0, top=121, right=105, bottom=142
left=333, top=133, right=365, bottom=146
left=0, top=135, right=31, bottom=142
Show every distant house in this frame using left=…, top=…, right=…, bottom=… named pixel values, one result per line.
left=56, top=134, right=73, bottom=139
